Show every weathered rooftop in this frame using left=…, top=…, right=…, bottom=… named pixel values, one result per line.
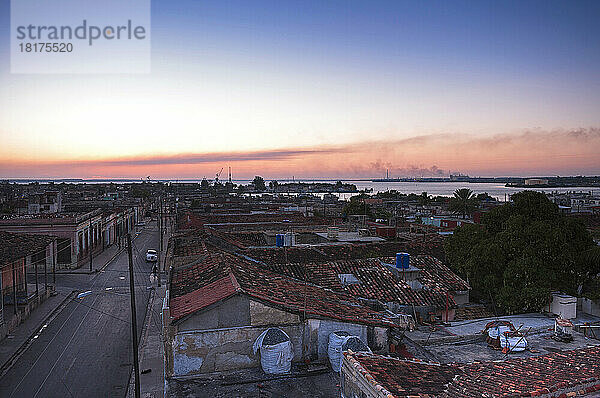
left=169, top=252, right=404, bottom=328
left=255, top=255, right=468, bottom=309
left=345, top=345, right=600, bottom=397
left=0, top=231, right=55, bottom=266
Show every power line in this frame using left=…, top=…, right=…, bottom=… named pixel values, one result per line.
left=66, top=293, right=131, bottom=324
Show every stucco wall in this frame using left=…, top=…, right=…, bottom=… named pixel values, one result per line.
left=177, top=295, right=251, bottom=332
left=308, top=319, right=367, bottom=359
left=249, top=300, right=300, bottom=326
left=171, top=323, right=303, bottom=376
left=453, top=290, right=470, bottom=305
left=582, top=298, right=600, bottom=317
left=341, top=356, right=386, bottom=398
left=370, top=327, right=388, bottom=352
left=168, top=297, right=389, bottom=377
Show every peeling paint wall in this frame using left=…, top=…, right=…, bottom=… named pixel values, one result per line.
left=168, top=296, right=391, bottom=377
left=171, top=324, right=303, bottom=376
left=582, top=298, right=600, bottom=317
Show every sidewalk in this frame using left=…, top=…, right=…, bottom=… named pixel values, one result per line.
left=0, top=288, right=75, bottom=376
left=55, top=243, right=123, bottom=275
left=56, top=228, right=145, bottom=275
left=127, top=285, right=167, bottom=398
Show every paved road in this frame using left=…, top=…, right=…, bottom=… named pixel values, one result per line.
left=0, top=222, right=160, bottom=398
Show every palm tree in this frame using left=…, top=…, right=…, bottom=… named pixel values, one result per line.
left=449, top=188, right=476, bottom=219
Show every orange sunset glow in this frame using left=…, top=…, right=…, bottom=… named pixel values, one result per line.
left=2, top=129, right=598, bottom=179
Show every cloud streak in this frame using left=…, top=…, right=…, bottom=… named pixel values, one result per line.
left=76, top=149, right=340, bottom=167
left=1, top=128, right=599, bottom=178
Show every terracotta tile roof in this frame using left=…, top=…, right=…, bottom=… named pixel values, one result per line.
left=444, top=346, right=600, bottom=398
left=170, top=254, right=225, bottom=298
left=172, top=232, right=210, bottom=256
left=169, top=274, right=238, bottom=321
left=242, top=241, right=444, bottom=265
left=169, top=253, right=403, bottom=327
left=344, top=352, right=460, bottom=396
left=178, top=211, right=332, bottom=230
left=344, top=345, right=600, bottom=397
left=383, top=255, right=470, bottom=293
left=258, top=256, right=464, bottom=309
left=222, top=232, right=268, bottom=248
left=0, top=231, right=55, bottom=267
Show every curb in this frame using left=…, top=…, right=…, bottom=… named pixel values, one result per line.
left=0, top=290, right=77, bottom=377
left=125, top=286, right=158, bottom=398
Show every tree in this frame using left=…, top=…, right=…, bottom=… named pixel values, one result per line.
left=200, top=178, right=209, bottom=190
left=131, top=185, right=150, bottom=199
left=445, top=191, right=598, bottom=314
left=476, top=192, right=495, bottom=202
left=268, top=180, right=279, bottom=190
left=252, top=176, right=266, bottom=191
left=449, top=188, right=477, bottom=219
left=417, top=192, right=431, bottom=207
left=343, top=197, right=372, bottom=217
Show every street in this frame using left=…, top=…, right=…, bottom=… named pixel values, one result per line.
left=0, top=222, right=160, bottom=397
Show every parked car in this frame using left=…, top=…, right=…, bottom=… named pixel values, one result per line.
left=146, top=249, right=158, bottom=262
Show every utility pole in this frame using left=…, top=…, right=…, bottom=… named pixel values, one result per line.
left=52, top=245, right=56, bottom=285
left=35, top=257, right=39, bottom=297
left=127, top=234, right=141, bottom=398
left=44, top=252, right=48, bottom=291
left=158, top=196, right=162, bottom=287
left=89, top=218, right=93, bottom=273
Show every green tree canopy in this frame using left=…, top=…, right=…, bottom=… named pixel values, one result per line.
left=343, top=196, right=372, bottom=217
left=445, top=191, right=597, bottom=314
left=252, top=176, right=266, bottom=191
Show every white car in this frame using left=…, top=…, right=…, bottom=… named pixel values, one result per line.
left=146, top=249, right=158, bottom=262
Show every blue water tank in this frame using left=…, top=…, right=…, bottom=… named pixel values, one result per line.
left=275, top=234, right=284, bottom=247
left=396, top=252, right=410, bottom=269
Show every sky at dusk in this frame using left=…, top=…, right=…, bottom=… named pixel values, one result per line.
left=1, top=0, right=599, bottom=179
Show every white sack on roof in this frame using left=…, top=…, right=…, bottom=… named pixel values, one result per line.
left=328, top=331, right=371, bottom=372
left=253, top=328, right=294, bottom=374
left=499, top=334, right=528, bottom=352
left=487, top=325, right=512, bottom=339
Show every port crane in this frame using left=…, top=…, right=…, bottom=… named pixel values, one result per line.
left=215, top=168, right=224, bottom=183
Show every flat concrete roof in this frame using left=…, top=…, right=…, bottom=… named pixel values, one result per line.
left=405, top=312, right=600, bottom=364
left=315, top=232, right=385, bottom=243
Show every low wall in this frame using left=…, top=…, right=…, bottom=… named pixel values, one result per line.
left=582, top=298, right=600, bottom=317
left=171, top=323, right=303, bottom=377
left=0, top=287, right=53, bottom=340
